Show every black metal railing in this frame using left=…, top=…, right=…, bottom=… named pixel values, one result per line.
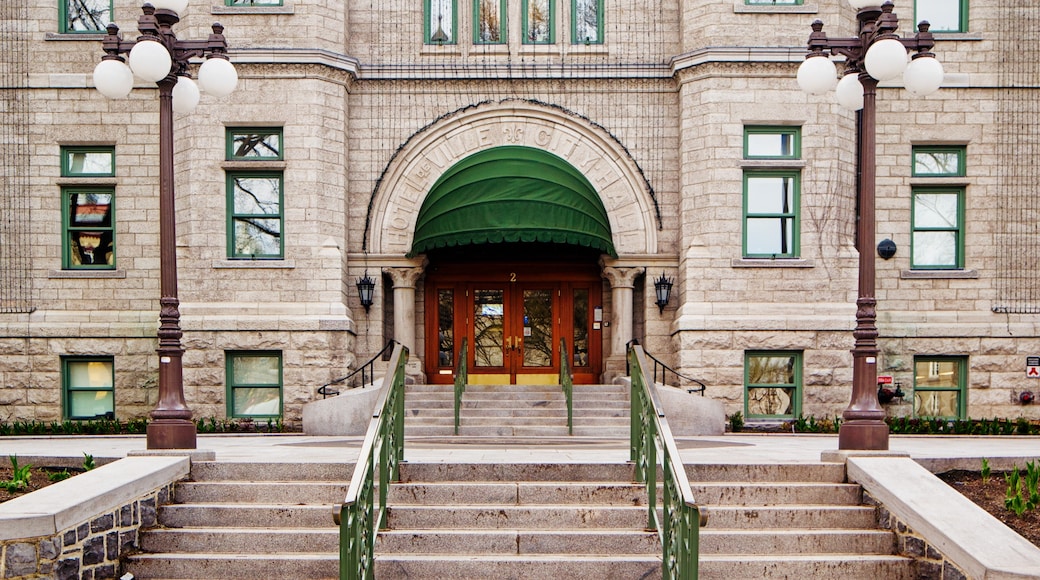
left=625, top=339, right=706, bottom=395
left=318, top=340, right=399, bottom=399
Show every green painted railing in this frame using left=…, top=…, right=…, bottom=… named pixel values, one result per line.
left=453, top=337, right=468, bottom=435
left=629, top=343, right=704, bottom=579
left=559, top=338, right=573, bottom=434
left=335, top=342, right=408, bottom=580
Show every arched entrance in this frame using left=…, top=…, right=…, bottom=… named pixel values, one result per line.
left=414, top=147, right=614, bottom=384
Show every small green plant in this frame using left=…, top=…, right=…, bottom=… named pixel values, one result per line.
left=82, top=453, right=95, bottom=471
left=981, top=458, right=991, bottom=485
left=728, top=411, right=744, bottom=433
left=1, top=455, right=33, bottom=493
left=1006, top=467, right=1028, bottom=517
left=48, top=469, right=71, bottom=482
left=1026, top=461, right=1040, bottom=511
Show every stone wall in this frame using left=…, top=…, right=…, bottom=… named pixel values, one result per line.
left=865, top=491, right=970, bottom=580
left=0, top=483, right=171, bottom=580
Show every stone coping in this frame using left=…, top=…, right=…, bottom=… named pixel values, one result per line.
left=848, top=456, right=1040, bottom=580
left=0, top=456, right=189, bottom=541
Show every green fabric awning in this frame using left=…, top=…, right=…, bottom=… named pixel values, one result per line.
left=408, top=146, right=616, bottom=257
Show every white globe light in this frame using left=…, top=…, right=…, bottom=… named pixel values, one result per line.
left=797, top=56, right=838, bottom=96
left=198, top=57, right=238, bottom=97
left=172, top=76, right=201, bottom=113
left=864, top=38, right=908, bottom=81
left=150, top=0, right=189, bottom=14
left=835, top=73, right=864, bottom=111
left=128, top=40, right=172, bottom=83
left=93, top=59, right=134, bottom=99
left=847, top=0, right=878, bottom=9
left=904, top=56, right=944, bottom=96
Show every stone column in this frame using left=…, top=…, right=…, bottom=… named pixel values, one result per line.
left=601, top=266, right=642, bottom=357
left=383, top=264, right=426, bottom=377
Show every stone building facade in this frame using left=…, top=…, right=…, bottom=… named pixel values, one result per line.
left=0, top=0, right=1038, bottom=427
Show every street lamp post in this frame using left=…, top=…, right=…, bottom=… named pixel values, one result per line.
left=93, top=1, right=238, bottom=449
left=797, top=1, right=943, bottom=450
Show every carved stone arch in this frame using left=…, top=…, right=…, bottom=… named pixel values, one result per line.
left=366, top=100, right=659, bottom=256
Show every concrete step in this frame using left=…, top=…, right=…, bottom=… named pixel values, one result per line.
left=386, top=504, right=648, bottom=529
left=699, top=529, right=897, bottom=555
left=174, top=481, right=348, bottom=504
left=398, top=462, right=634, bottom=482
left=123, top=552, right=337, bottom=580
left=373, top=554, right=660, bottom=580
left=406, top=425, right=629, bottom=437
left=188, top=461, right=351, bottom=482
left=158, top=504, right=335, bottom=528
left=377, top=528, right=660, bottom=555
left=690, top=481, right=862, bottom=505
left=686, top=462, right=846, bottom=483
left=139, top=527, right=339, bottom=553
left=388, top=482, right=648, bottom=505
left=700, top=505, right=878, bottom=529
left=697, top=553, right=914, bottom=579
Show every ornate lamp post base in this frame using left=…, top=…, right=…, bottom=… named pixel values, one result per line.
left=147, top=419, right=197, bottom=449
left=839, top=420, right=889, bottom=450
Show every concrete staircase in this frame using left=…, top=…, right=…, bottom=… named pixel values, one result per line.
left=122, top=462, right=347, bottom=579
left=405, top=382, right=629, bottom=437
left=691, top=462, right=916, bottom=579
left=375, top=461, right=661, bottom=579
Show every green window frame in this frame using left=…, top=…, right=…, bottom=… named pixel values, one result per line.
left=571, top=0, right=602, bottom=44
left=911, top=187, right=964, bottom=269
left=913, top=356, right=967, bottom=420
left=426, top=0, right=457, bottom=44
left=62, top=356, right=115, bottom=420
left=59, top=0, right=112, bottom=34
left=745, top=0, right=803, bottom=4
left=744, top=351, right=802, bottom=420
left=523, top=0, right=555, bottom=44
left=744, top=126, right=801, bottom=159
left=225, top=0, right=284, bottom=5
left=226, top=128, right=283, bottom=161
left=226, top=351, right=283, bottom=418
left=914, top=0, right=968, bottom=33
left=62, top=187, right=116, bottom=269
left=474, top=0, right=507, bottom=44
left=227, top=172, right=284, bottom=259
left=912, top=145, right=965, bottom=177
left=743, top=171, right=800, bottom=258
left=62, top=146, right=115, bottom=177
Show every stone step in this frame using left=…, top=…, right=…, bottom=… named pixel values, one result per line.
left=385, top=505, right=648, bottom=529
left=377, top=528, right=660, bottom=555
left=139, top=528, right=339, bottom=553
left=373, top=554, right=661, bottom=579
left=123, top=552, right=337, bottom=580
left=697, top=554, right=915, bottom=579
left=388, top=482, right=648, bottom=505
left=174, top=481, right=348, bottom=504
left=398, top=462, right=634, bottom=482
left=699, top=529, right=897, bottom=555
left=686, top=462, right=846, bottom=483
left=690, top=482, right=862, bottom=505
left=407, top=403, right=629, bottom=415
left=158, top=504, right=335, bottom=528
left=409, top=416, right=627, bottom=427
left=187, top=461, right=351, bottom=482
left=405, top=425, right=629, bottom=437
left=700, top=505, right=878, bottom=529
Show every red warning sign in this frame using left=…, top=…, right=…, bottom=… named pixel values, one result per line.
left=1028, top=356, right=1040, bottom=378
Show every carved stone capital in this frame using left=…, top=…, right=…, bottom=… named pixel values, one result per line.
left=383, top=265, right=426, bottom=289
left=601, top=266, right=642, bottom=289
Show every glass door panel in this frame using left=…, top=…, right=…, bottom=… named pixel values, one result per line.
left=473, top=288, right=505, bottom=368
left=521, top=289, right=553, bottom=367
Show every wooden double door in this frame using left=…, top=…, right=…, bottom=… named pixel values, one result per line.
left=424, top=263, right=602, bottom=385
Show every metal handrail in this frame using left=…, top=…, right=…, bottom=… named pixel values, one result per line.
left=334, top=342, right=408, bottom=580
left=318, top=340, right=398, bottom=398
left=629, top=342, right=705, bottom=579
left=626, top=339, right=707, bottom=395
left=453, top=337, right=468, bottom=435
left=559, top=338, right=573, bottom=435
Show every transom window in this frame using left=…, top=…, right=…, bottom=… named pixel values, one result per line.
left=227, top=128, right=283, bottom=160
left=426, top=0, right=457, bottom=44
left=60, top=0, right=111, bottom=33
left=913, top=356, right=967, bottom=419
left=63, top=357, right=115, bottom=420
left=913, top=146, right=965, bottom=177
left=745, top=126, right=800, bottom=159
left=745, top=351, right=802, bottom=420
left=226, top=351, right=283, bottom=418
left=914, top=0, right=967, bottom=33
left=911, top=187, right=964, bottom=269
left=62, top=146, right=115, bottom=176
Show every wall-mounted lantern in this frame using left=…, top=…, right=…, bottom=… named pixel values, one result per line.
left=654, top=272, right=673, bottom=314
left=356, top=273, right=375, bottom=313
